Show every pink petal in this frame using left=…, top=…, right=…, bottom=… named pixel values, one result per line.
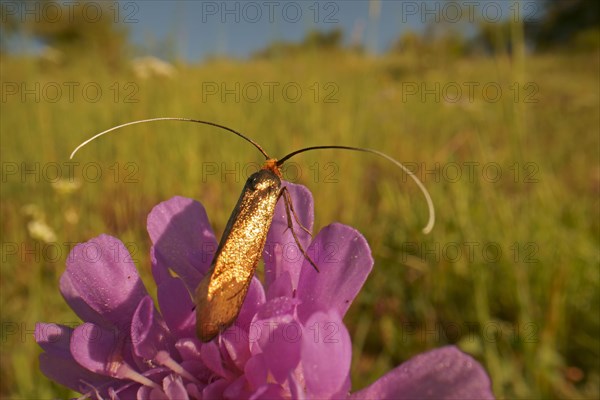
left=131, top=296, right=174, bottom=361
left=147, top=196, right=217, bottom=291
left=301, top=310, right=352, bottom=399
left=250, top=383, right=285, bottom=400
left=174, top=338, right=202, bottom=361
left=137, top=384, right=167, bottom=400
left=70, top=322, right=122, bottom=376
left=350, top=346, right=495, bottom=400
left=200, top=340, right=234, bottom=380
left=69, top=322, right=146, bottom=383
left=263, top=182, right=313, bottom=292
left=249, top=297, right=297, bottom=355
left=244, top=354, right=268, bottom=389
left=297, top=223, right=373, bottom=322
left=220, top=325, right=251, bottom=371
left=38, top=353, right=114, bottom=395
left=250, top=296, right=302, bottom=384
left=234, top=277, right=266, bottom=332
left=223, top=376, right=251, bottom=399
left=60, top=234, right=148, bottom=330
left=266, top=270, right=293, bottom=299
left=262, top=320, right=302, bottom=383
left=202, top=378, right=229, bottom=399
left=163, top=374, right=188, bottom=400
left=35, top=323, right=73, bottom=358
left=156, top=276, right=195, bottom=338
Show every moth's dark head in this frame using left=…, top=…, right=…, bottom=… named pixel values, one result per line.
left=247, top=168, right=281, bottom=192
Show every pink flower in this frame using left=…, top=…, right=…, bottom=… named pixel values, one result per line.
left=36, top=182, right=494, bottom=399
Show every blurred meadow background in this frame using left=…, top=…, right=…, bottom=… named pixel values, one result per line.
left=1, top=0, right=599, bottom=398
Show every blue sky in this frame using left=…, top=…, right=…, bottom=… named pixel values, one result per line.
left=6, top=0, right=542, bottom=61
left=127, top=1, right=424, bottom=59
left=126, top=0, right=536, bottom=60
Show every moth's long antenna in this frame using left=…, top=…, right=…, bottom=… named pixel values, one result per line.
left=278, top=146, right=435, bottom=234
left=69, top=117, right=270, bottom=160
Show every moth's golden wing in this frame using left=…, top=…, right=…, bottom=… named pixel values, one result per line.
left=195, top=268, right=253, bottom=341
left=195, top=170, right=281, bottom=341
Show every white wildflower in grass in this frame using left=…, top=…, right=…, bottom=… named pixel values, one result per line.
left=27, top=220, right=57, bottom=243
left=51, top=179, right=81, bottom=195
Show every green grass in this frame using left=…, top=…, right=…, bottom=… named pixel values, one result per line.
left=1, top=49, right=599, bottom=399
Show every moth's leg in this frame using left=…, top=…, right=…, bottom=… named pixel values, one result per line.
left=277, top=187, right=320, bottom=272
left=277, top=187, right=313, bottom=238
